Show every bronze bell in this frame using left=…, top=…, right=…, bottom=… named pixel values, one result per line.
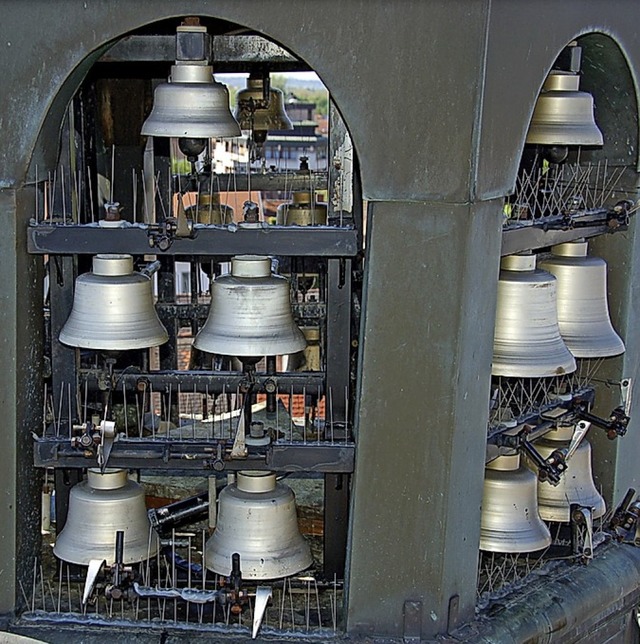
left=186, top=193, right=234, bottom=225
left=54, top=469, right=159, bottom=566
left=492, top=254, right=576, bottom=377
left=539, top=241, right=624, bottom=358
left=480, top=454, right=552, bottom=553
left=59, top=254, right=169, bottom=350
left=276, top=191, right=328, bottom=226
left=205, top=471, right=312, bottom=580
left=526, top=71, right=603, bottom=147
left=234, top=75, right=294, bottom=134
left=194, top=255, right=306, bottom=358
left=534, top=426, right=606, bottom=522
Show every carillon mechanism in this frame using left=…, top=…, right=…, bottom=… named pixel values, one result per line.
left=533, top=425, right=606, bottom=523
left=482, top=40, right=635, bottom=601
left=28, top=13, right=358, bottom=639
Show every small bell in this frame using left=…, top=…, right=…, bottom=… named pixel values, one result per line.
left=539, top=241, right=624, bottom=358
left=186, top=193, right=234, bottom=225
left=194, top=255, right=306, bottom=357
left=492, top=254, right=576, bottom=377
left=234, top=74, right=294, bottom=134
left=276, top=191, right=327, bottom=226
left=533, top=426, right=606, bottom=522
left=59, top=254, right=168, bottom=350
left=54, top=469, right=158, bottom=566
left=205, top=471, right=312, bottom=579
left=480, top=454, right=552, bottom=553
left=141, top=24, right=240, bottom=139
left=526, top=71, right=603, bottom=147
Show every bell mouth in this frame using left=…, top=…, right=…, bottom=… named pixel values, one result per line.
left=236, top=471, right=277, bottom=493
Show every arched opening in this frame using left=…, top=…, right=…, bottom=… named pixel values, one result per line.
left=23, top=14, right=363, bottom=638
left=479, top=34, right=638, bottom=609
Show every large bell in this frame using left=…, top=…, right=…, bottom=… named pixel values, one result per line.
left=194, top=255, right=306, bottom=357
left=141, top=63, right=240, bottom=139
left=526, top=71, right=603, bottom=147
left=480, top=454, right=552, bottom=553
left=234, top=75, right=294, bottom=133
left=492, top=254, right=577, bottom=377
left=538, top=241, right=624, bottom=358
left=54, top=469, right=159, bottom=566
left=205, top=471, right=312, bottom=579
left=59, top=255, right=168, bottom=350
left=534, top=426, right=606, bottom=522
left=276, top=191, right=328, bottom=226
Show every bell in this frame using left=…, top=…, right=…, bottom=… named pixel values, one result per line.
left=283, top=326, right=322, bottom=372
left=276, top=191, right=328, bottom=226
left=492, top=254, right=577, bottom=377
left=534, top=426, right=606, bottom=522
left=186, top=193, right=234, bottom=225
left=59, top=254, right=168, bottom=350
left=194, top=255, right=306, bottom=357
left=526, top=71, right=604, bottom=146
left=54, top=469, right=159, bottom=566
left=480, top=454, right=552, bottom=553
left=141, top=63, right=240, bottom=139
left=234, top=75, right=294, bottom=133
left=205, top=471, right=312, bottom=579
left=538, top=241, right=624, bottom=358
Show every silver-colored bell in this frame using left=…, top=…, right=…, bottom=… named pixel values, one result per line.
left=194, top=255, right=306, bottom=357
left=526, top=71, right=603, bottom=147
left=54, top=469, right=159, bottom=566
left=492, top=254, right=577, bottom=377
left=539, top=241, right=624, bottom=358
left=59, top=255, right=168, bottom=350
left=534, top=426, right=606, bottom=522
left=480, top=454, right=552, bottom=553
left=141, top=63, right=240, bottom=139
left=234, top=75, right=293, bottom=133
left=276, top=191, right=328, bottom=226
left=205, top=471, right=312, bottom=579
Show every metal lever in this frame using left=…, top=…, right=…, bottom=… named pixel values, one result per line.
left=97, top=420, right=117, bottom=472
left=571, top=505, right=594, bottom=561
left=621, top=378, right=633, bottom=417
left=565, top=420, right=591, bottom=462
left=572, top=400, right=629, bottom=439
left=252, top=586, right=272, bottom=639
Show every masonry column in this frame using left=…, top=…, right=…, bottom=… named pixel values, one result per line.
left=346, top=199, right=503, bottom=639
left=0, top=187, right=43, bottom=616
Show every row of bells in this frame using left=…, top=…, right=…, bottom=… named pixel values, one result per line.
left=480, top=424, right=606, bottom=553
left=54, top=435, right=601, bottom=569
left=492, top=240, right=624, bottom=378
left=60, top=254, right=306, bottom=356
left=54, top=469, right=312, bottom=581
